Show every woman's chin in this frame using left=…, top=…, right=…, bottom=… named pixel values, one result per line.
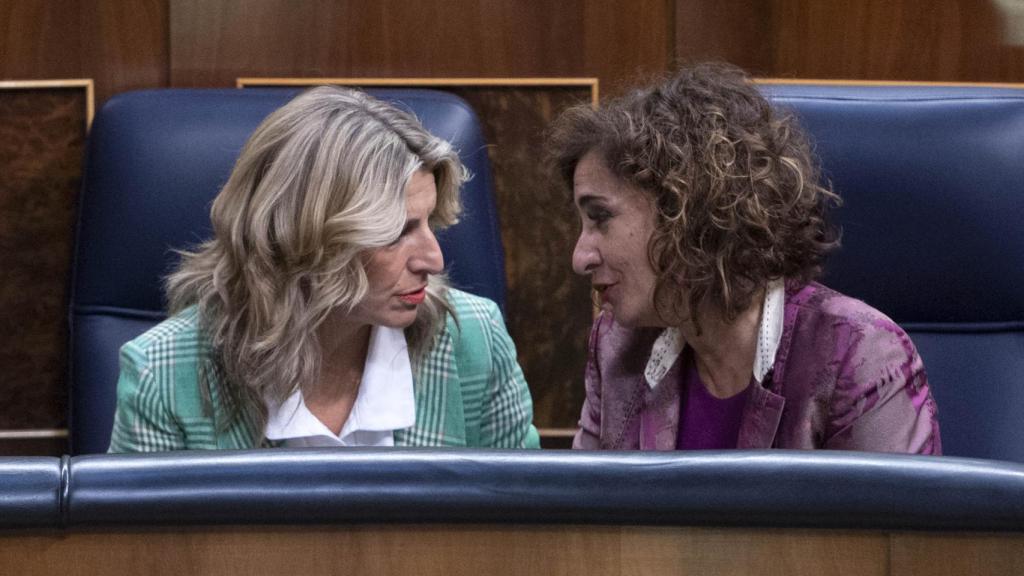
left=375, top=309, right=420, bottom=330
left=606, top=308, right=638, bottom=328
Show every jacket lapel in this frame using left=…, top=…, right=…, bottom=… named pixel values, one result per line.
left=737, top=374, right=785, bottom=448
left=397, top=328, right=466, bottom=447
left=604, top=376, right=645, bottom=449
left=639, top=356, right=684, bottom=450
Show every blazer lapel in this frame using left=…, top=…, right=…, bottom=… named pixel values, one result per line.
left=604, top=377, right=645, bottom=449
left=737, top=377, right=785, bottom=449
left=639, top=356, right=684, bottom=450
left=734, top=280, right=810, bottom=449
left=398, top=329, right=466, bottom=447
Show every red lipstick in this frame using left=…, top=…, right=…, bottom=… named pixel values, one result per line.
left=398, top=287, right=427, bottom=305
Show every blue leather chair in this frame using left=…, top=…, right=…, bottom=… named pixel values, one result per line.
left=762, top=83, right=1024, bottom=462
left=69, top=88, right=505, bottom=455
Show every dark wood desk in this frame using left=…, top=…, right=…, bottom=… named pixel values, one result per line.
left=3, top=525, right=1022, bottom=575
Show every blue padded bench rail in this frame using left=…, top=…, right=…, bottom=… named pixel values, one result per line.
left=0, top=456, right=63, bottom=529
left=1, top=451, right=1022, bottom=531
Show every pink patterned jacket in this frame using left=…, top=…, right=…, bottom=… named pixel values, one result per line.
left=573, top=282, right=942, bottom=453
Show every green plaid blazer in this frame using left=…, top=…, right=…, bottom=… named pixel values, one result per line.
left=108, top=289, right=540, bottom=451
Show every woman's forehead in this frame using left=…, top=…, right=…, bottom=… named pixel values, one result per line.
left=573, top=153, right=648, bottom=207
left=405, top=171, right=437, bottom=212
left=573, top=153, right=616, bottom=194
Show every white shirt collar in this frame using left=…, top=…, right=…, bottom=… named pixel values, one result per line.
left=264, top=325, right=416, bottom=446
left=643, top=278, right=785, bottom=388
left=753, top=278, right=785, bottom=383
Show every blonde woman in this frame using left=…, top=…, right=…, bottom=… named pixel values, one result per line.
left=109, top=86, right=539, bottom=451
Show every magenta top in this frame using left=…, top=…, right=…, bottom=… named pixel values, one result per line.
left=676, top=352, right=752, bottom=450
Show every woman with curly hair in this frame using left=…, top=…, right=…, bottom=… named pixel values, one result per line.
left=550, top=63, right=940, bottom=453
left=109, top=86, right=539, bottom=451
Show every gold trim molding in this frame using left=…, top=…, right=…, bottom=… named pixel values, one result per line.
left=0, top=79, right=95, bottom=127
left=237, top=77, right=600, bottom=107
left=756, top=78, right=1024, bottom=89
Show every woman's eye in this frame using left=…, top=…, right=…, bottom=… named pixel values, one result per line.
left=388, top=226, right=411, bottom=247
left=389, top=219, right=420, bottom=246
left=587, top=209, right=611, bottom=225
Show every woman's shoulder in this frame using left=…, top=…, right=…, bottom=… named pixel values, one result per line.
left=122, top=305, right=208, bottom=361
left=114, top=306, right=232, bottom=450
left=784, top=281, right=920, bottom=375
left=436, top=288, right=511, bottom=366
left=444, top=288, right=504, bottom=330
left=787, top=281, right=905, bottom=335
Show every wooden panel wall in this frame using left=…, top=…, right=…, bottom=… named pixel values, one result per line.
left=0, top=84, right=89, bottom=455
left=675, top=0, right=773, bottom=75
left=1, top=0, right=1024, bottom=453
left=169, top=0, right=673, bottom=95
left=676, top=0, right=1024, bottom=82
left=772, top=0, right=1024, bottom=81
left=0, top=0, right=168, bottom=106
left=443, top=86, right=595, bottom=432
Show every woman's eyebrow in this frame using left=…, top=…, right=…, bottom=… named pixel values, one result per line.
left=576, top=194, right=604, bottom=209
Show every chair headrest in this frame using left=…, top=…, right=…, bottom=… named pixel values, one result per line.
left=762, top=83, right=1024, bottom=329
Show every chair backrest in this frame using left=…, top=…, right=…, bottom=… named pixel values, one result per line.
left=69, top=88, right=505, bottom=455
left=762, top=83, right=1024, bottom=462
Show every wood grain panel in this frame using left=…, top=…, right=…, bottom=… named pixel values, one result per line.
left=0, top=525, right=895, bottom=576
left=171, top=0, right=671, bottom=95
left=4, top=524, right=1024, bottom=575
left=771, top=0, right=1024, bottom=81
left=446, top=86, right=594, bottom=430
left=0, top=0, right=168, bottom=106
left=675, top=0, right=773, bottom=75
left=891, top=532, right=1024, bottom=576
left=0, top=85, right=88, bottom=430
left=580, top=0, right=675, bottom=96
left=619, top=527, right=888, bottom=576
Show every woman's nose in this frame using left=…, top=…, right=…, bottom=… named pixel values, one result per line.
left=572, top=232, right=600, bottom=276
left=411, top=229, right=445, bottom=275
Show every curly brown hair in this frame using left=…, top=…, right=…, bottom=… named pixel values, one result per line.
left=548, top=62, right=841, bottom=329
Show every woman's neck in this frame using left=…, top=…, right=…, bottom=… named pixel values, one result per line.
left=316, top=317, right=371, bottom=391
left=678, top=294, right=763, bottom=399
left=305, top=318, right=372, bottom=435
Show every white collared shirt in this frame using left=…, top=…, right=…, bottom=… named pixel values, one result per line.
left=264, top=325, right=416, bottom=447
left=643, top=278, right=785, bottom=388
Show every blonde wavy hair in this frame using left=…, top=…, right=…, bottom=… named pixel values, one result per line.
left=166, top=86, right=465, bottom=435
